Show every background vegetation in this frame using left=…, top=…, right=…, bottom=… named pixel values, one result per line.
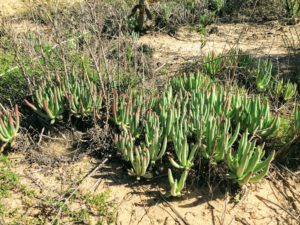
left=0, top=0, right=299, bottom=223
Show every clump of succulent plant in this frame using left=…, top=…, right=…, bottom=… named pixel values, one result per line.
left=274, top=79, right=297, bottom=101
left=112, top=91, right=146, bottom=138
left=145, top=111, right=168, bottom=164
left=25, top=72, right=104, bottom=123
left=114, top=132, right=134, bottom=162
left=65, top=73, right=102, bottom=119
left=24, top=75, right=65, bottom=124
left=128, top=146, right=153, bottom=180
left=112, top=72, right=279, bottom=197
left=255, top=59, right=272, bottom=91
left=203, top=52, right=223, bottom=77
left=238, top=95, right=280, bottom=138
left=202, top=117, right=240, bottom=162
left=0, top=104, right=20, bottom=151
left=170, top=114, right=198, bottom=170
left=170, top=72, right=212, bottom=93
left=168, top=169, right=189, bottom=197
left=226, top=132, right=275, bottom=186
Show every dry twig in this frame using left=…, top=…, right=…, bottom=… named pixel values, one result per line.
left=50, top=158, right=108, bottom=224
left=256, top=195, right=300, bottom=223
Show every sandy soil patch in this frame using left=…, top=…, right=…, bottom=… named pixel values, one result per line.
left=2, top=151, right=299, bottom=225
left=0, top=0, right=26, bottom=17
left=139, top=22, right=300, bottom=73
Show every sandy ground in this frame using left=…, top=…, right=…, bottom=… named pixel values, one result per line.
left=0, top=0, right=83, bottom=35
left=0, top=0, right=25, bottom=17
left=4, top=144, right=299, bottom=225
left=0, top=0, right=83, bottom=17
left=139, top=22, right=300, bottom=75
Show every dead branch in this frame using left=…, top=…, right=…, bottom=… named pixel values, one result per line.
left=256, top=195, right=300, bottom=223
left=50, top=158, right=108, bottom=224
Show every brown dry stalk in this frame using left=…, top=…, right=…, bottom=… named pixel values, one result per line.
left=129, top=0, right=152, bottom=32
left=256, top=195, right=300, bottom=223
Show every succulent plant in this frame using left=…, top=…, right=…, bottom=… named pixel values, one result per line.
left=255, top=59, right=272, bottom=91
left=112, top=91, right=131, bottom=131
left=145, top=111, right=168, bottom=164
left=202, top=117, right=240, bottom=162
left=259, top=116, right=280, bottom=139
left=275, top=79, right=284, bottom=97
left=114, top=132, right=134, bottom=161
left=156, top=86, right=175, bottom=111
left=0, top=104, right=20, bottom=150
left=209, top=0, right=226, bottom=12
left=283, top=81, right=297, bottom=101
left=188, top=84, right=238, bottom=124
left=228, top=88, right=244, bottom=120
left=168, top=169, right=189, bottom=197
left=226, top=132, right=275, bottom=186
left=65, top=73, right=102, bottom=118
left=170, top=72, right=212, bottom=93
left=128, top=146, right=153, bottom=180
left=25, top=71, right=106, bottom=122
left=130, top=107, right=144, bottom=139
left=170, top=116, right=198, bottom=169
left=238, top=95, right=280, bottom=138
left=203, top=52, right=223, bottom=77
left=24, top=80, right=65, bottom=124
left=109, top=71, right=283, bottom=193
left=208, top=85, right=227, bottom=116
left=286, top=0, right=300, bottom=17
left=155, top=87, right=176, bottom=137
left=188, top=91, right=210, bottom=134
left=274, top=79, right=297, bottom=101
left=112, top=91, right=145, bottom=138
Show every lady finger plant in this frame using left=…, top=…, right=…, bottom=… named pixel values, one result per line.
left=145, top=111, right=168, bottom=164
left=170, top=72, right=212, bottom=93
left=65, top=74, right=102, bottom=118
left=283, top=82, right=297, bottom=101
left=203, top=52, right=223, bottom=77
left=255, top=59, right=272, bottom=91
left=112, top=91, right=132, bottom=131
left=170, top=117, right=198, bottom=169
left=274, top=79, right=297, bottom=101
left=128, top=146, right=153, bottom=180
left=24, top=82, right=65, bottom=124
left=286, top=0, right=300, bottom=17
left=112, top=91, right=144, bottom=138
left=275, top=79, right=284, bottom=97
left=114, top=132, right=134, bottom=161
left=226, top=132, right=275, bottom=186
left=239, top=96, right=280, bottom=138
left=202, top=117, right=240, bottom=162
left=0, top=105, right=20, bottom=151
left=168, top=169, right=189, bottom=197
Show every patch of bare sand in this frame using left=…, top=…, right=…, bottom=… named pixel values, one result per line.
left=0, top=0, right=84, bottom=17
left=4, top=152, right=299, bottom=225
left=81, top=162, right=300, bottom=225
left=139, top=22, right=300, bottom=73
left=7, top=19, right=47, bottom=34
left=0, top=0, right=26, bottom=17
left=0, top=0, right=83, bottom=34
